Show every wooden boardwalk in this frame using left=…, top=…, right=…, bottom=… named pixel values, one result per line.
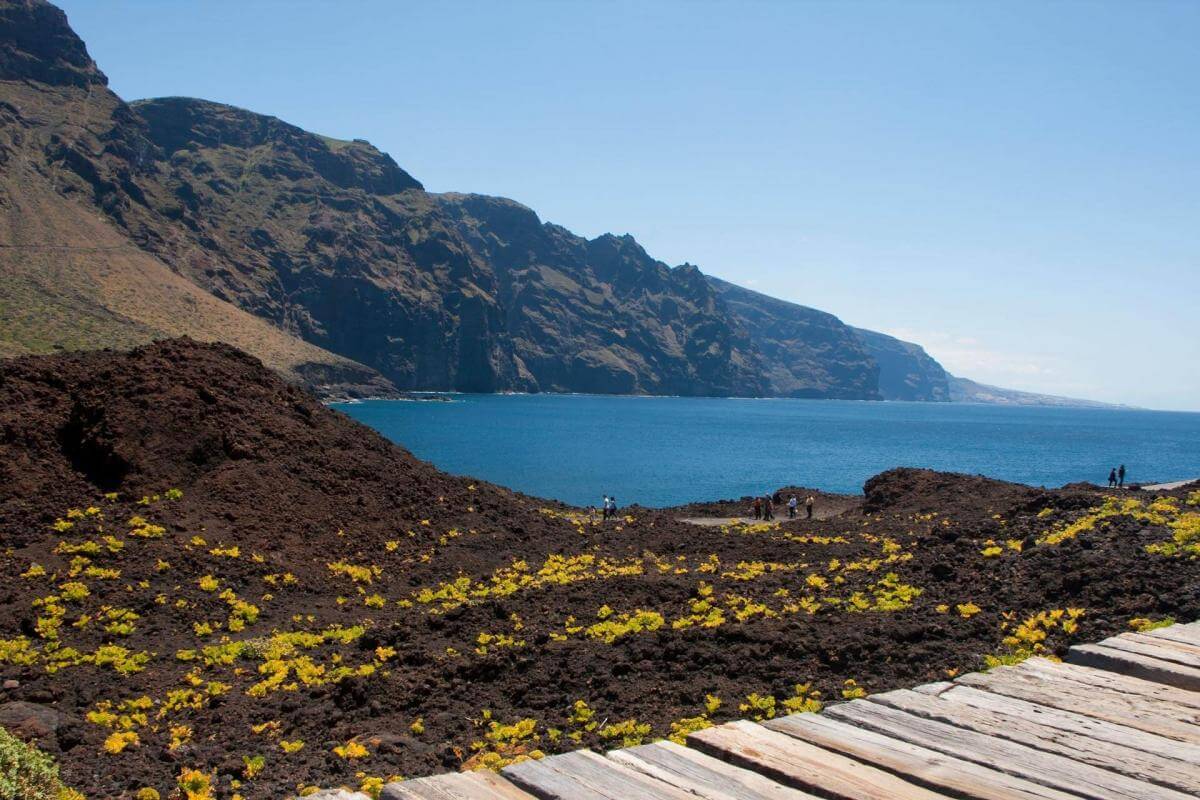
left=380, top=621, right=1200, bottom=800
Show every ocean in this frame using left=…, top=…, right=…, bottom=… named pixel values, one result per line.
left=334, top=395, right=1200, bottom=508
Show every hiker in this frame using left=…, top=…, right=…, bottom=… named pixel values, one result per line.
left=806, top=495, right=814, bottom=519
left=608, top=496, right=618, bottom=518
left=601, top=495, right=611, bottom=520
left=787, top=495, right=798, bottom=518
left=1108, top=468, right=1117, bottom=488
left=1118, top=464, right=1126, bottom=488
left=752, top=497, right=762, bottom=520
left=763, top=495, right=774, bottom=521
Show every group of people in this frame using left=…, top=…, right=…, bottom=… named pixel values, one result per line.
left=1107, top=464, right=1127, bottom=488
left=752, top=493, right=814, bottom=520
left=597, top=495, right=618, bottom=520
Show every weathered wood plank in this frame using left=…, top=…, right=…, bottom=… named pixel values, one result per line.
left=456, top=772, right=538, bottom=800
left=688, top=720, right=951, bottom=800
left=1014, top=656, right=1200, bottom=711
left=1069, top=642, right=1200, bottom=691
left=381, top=771, right=536, bottom=800
left=1145, top=624, right=1200, bottom=648
left=765, top=711, right=1079, bottom=800
left=957, top=662, right=1200, bottom=742
left=1099, top=633, right=1200, bottom=669
left=935, top=683, right=1200, bottom=766
left=1129, top=630, right=1200, bottom=658
left=501, top=758, right=613, bottom=800
left=503, top=750, right=698, bottom=800
left=825, top=698, right=1195, bottom=800
left=910, top=681, right=955, bottom=696
left=381, top=780, right=458, bottom=800
left=610, top=740, right=819, bottom=799
left=869, top=688, right=1200, bottom=795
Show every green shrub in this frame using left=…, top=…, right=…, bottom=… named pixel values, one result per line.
left=0, top=725, right=80, bottom=800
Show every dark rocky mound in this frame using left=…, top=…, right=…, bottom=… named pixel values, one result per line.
left=1, top=341, right=1197, bottom=799
left=0, top=338, right=545, bottom=554
left=862, top=468, right=1045, bottom=515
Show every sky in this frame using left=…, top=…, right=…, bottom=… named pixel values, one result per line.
left=57, top=1, right=1200, bottom=410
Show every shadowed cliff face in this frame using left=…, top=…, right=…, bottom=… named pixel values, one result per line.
left=123, top=97, right=529, bottom=394
left=437, top=194, right=765, bottom=396
left=706, top=277, right=881, bottom=399
left=851, top=327, right=950, bottom=402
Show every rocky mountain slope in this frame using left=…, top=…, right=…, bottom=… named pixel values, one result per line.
left=0, top=0, right=869, bottom=399
left=0, top=0, right=393, bottom=397
left=0, top=0, right=1111, bottom=406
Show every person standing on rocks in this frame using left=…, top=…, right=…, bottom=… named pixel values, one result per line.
left=601, top=495, right=610, bottom=520
left=788, top=495, right=798, bottom=518
left=806, top=495, right=815, bottom=519
left=1118, top=464, right=1126, bottom=488
left=608, top=496, right=618, bottom=519
left=752, top=497, right=762, bottom=520
left=763, top=495, right=774, bottom=521
left=1108, top=468, right=1117, bottom=488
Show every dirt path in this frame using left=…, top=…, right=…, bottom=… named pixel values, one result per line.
left=680, top=507, right=846, bottom=526
left=1141, top=478, right=1198, bottom=491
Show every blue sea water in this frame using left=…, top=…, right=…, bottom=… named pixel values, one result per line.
left=334, top=396, right=1200, bottom=508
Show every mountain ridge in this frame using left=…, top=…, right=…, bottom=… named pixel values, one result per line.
left=0, top=0, right=1115, bottom=408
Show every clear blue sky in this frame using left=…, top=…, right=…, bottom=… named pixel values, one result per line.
left=58, top=1, right=1199, bottom=410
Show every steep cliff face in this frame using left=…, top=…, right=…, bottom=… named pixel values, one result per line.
left=705, top=277, right=880, bottom=398
left=438, top=194, right=764, bottom=395
left=850, top=327, right=951, bottom=402
left=121, top=97, right=530, bottom=393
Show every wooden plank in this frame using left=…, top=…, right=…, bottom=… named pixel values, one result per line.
left=381, top=780, right=458, bottom=800
left=688, top=720, right=951, bottom=800
left=503, top=750, right=698, bottom=800
left=610, top=740, right=819, bottom=799
left=825, top=698, right=1195, bottom=800
left=1145, top=625, right=1200, bottom=648
left=1129, top=630, right=1200, bottom=657
left=501, top=758, right=613, bottom=800
left=765, top=711, right=1079, bottom=800
left=457, top=772, right=538, bottom=800
left=1068, top=642, right=1200, bottom=691
left=1100, top=633, right=1200, bottom=669
left=381, top=771, right=536, bottom=800
left=935, top=683, right=1200, bottom=766
left=910, top=681, right=955, bottom=696
left=957, top=662, right=1200, bottom=742
left=1014, top=656, right=1200, bottom=711
left=869, top=688, right=1200, bottom=795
